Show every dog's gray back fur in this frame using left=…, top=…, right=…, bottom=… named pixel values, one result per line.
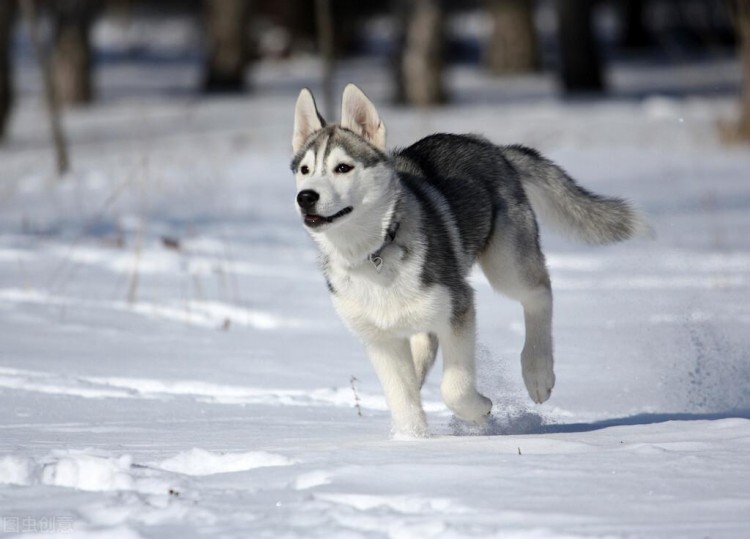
left=391, top=133, right=645, bottom=278
left=395, top=134, right=513, bottom=261
left=392, top=135, right=530, bottom=303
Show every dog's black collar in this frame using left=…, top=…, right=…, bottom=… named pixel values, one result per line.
left=367, top=221, right=400, bottom=272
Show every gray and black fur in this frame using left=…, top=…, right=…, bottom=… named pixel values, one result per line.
left=291, top=84, right=648, bottom=437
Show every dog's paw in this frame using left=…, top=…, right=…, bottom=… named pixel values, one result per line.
left=461, top=394, right=493, bottom=425
left=473, top=394, right=494, bottom=423
left=442, top=389, right=493, bottom=425
left=391, top=419, right=430, bottom=439
left=522, top=356, right=555, bottom=404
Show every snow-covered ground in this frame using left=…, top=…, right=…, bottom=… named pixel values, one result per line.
left=1, top=43, right=750, bottom=538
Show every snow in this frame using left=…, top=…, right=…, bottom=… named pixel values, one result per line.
left=1, top=32, right=750, bottom=538
left=153, top=449, right=294, bottom=476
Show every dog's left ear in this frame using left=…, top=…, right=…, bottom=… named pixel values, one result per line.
left=340, top=83, right=386, bottom=151
left=293, top=88, right=326, bottom=154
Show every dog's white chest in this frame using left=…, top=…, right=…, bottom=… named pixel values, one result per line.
left=329, top=258, right=446, bottom=336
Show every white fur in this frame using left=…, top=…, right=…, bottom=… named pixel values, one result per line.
left=326, top=203, right=453, bottom=437
left=298, top=160, right=399, bottom=265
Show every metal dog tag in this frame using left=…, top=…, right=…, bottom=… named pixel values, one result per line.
left=369, top=255, right=384, bottom=272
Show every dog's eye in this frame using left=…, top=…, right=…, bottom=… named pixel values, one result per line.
left=335, top=163, right=353, bottom=174
left=300, top=165, right=310, bottom=175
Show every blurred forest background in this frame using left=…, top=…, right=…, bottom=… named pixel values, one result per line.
left=0, top=0, right=748, bottom=173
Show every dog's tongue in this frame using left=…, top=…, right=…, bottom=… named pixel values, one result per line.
left=304, top=214, right=327, bottom=227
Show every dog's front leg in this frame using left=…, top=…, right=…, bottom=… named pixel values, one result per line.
left=438, top=306, right=493, bottom=424
left=365, top=337, right=428, bottom=437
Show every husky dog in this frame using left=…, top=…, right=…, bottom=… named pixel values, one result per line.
left=291, top=84, right=647, bottom=437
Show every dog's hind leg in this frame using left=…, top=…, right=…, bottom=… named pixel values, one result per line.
left=478, top=211, right=555, bottom=404
left=410, top=332, right=438, bottom=388
left=365, top=337, right=429, bottom=437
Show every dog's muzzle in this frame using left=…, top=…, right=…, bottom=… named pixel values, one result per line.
left=302, top=206, right=353, bottom=228
left=297, top=190, right=353, bottom=228
left=297, top=189, right=319, bottom=210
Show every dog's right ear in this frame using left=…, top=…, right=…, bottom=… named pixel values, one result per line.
left=293, top=88, right=325, bottom=154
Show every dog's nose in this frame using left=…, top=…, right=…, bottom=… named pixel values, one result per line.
left=297, top=190, right=320, bottom=210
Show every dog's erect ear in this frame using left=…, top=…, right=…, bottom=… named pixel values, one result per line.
left=340, top=83, right=386, bottom=151
left=293, top=88, right=325, bottom=154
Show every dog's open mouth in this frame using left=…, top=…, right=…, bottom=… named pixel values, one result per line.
left=303, top=206, right=353, bottom=228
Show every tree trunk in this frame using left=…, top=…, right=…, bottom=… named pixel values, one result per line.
left=203, top=0, right=251, bottom=93
left=735, top=0, right=750, bottom=140
left=620, top=0, right=652, bottom=49
left=0, top=0, right=14, bottom=141
left=21, top=0, right=70, bottom=175
left=51, top=0, right=95, bottom=105
left=315, top=0, right=335, bottom=119
left=557, top=0, right=605, bottom=94
left=394, top=0, right=445, bottom=106
left=484, top=0, right=538, bottom=75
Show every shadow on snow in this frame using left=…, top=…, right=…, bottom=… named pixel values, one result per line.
left=449, top=409, right=750, bottom=437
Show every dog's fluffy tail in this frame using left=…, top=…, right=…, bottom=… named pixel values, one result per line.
left=503, top=144, right=652, bottom=245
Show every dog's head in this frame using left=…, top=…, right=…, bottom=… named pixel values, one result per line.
left=290, top=84, right=393, bottom=232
